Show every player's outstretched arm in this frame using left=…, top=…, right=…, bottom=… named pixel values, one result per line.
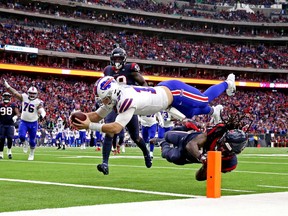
left=3, top=78, right=22, bottom=101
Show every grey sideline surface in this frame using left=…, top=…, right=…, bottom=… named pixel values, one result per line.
left=0, top=192, right=287, bottom=216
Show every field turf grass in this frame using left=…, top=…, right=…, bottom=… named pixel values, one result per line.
left=0, top=146, right=287, bottom=213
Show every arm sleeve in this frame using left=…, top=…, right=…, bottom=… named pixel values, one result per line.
left=115, top=108, right=135, bottom=128
left=95, top=105, right=112, bottom=118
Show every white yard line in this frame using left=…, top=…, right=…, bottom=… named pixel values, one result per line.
left=258, top=185, right=288, bottom=189
left=2, top=159, right=288, bottom=174
left=0, top=178, right=201, bottom=198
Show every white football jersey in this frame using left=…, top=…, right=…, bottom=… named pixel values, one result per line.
left=21, top=94, right=44, bottom=122
left=161, top=111, right=174, bottom=128
left=139, top=114, right=157, bottom=127
left=116, top=85, right=168, bottom=115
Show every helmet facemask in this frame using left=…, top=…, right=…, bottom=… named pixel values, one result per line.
left=218, top=129, right=248, bottom=155
left=110, top=48, right=127, bottom=70
left=3, top=92, right=11, bottom=103
left=28, top=87, right=38, bottom=100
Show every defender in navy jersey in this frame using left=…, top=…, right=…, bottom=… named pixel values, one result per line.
left=0, top=92, right=20, bottom=159
left=96, top=47, right=152, bottom=175
left=153, top=124, right=247, bottom=181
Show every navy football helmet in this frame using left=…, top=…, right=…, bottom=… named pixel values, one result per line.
left=222, top=129, right=247, bottom=154
left=3, top=92, right=11, bottom=103
left=110, top=48, right=127, bottom=70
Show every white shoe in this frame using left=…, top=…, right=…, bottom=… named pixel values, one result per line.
left=167, top=107, right=186, bottom=120
left=226, top=73, right=236, bottom=96
left=211, top=105, right=223, bottom=124
left=23, top=141, right=29, bottom=154
left=121, top=146, right=125, bottom=153
left=28, top=153, right=34, bottom=161
left=150, top=152, right=154, bottom=159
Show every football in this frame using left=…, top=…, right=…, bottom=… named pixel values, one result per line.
left=71, top=112, right=87, bottom=124
left=195, top=164, right=207, bottom=181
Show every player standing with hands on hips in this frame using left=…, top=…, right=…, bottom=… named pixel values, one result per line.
left=3, top=78, right=46, bottom=160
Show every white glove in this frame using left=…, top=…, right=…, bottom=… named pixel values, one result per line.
left=12, top=115, right=18, bottom=123
left=3, top=78, right=10, bottom=88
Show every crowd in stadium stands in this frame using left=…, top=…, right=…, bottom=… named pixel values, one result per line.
left=0, top=1, right=286, bottom=136
left=1, top=74, right=287, bottom=135
left=1, top=51, right=287, bottom=83
left=1, top=1, right=287, bottom=37
left=1, top=16, right=288, bottom=71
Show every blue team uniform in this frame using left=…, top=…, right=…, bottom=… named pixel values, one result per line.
left=157, top=79, right=228, bottom=118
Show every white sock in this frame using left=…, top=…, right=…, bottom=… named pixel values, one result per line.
left=0, top=151, right=3, bottom=158
left=30, top=148, right=35, bottom=155
left=7, top=148, right=12, bottom=155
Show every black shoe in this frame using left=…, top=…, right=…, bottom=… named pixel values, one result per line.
left=144, top=155, right=152, bottom=168
left=57, top=146, right=61, bottom=150
left=0, top=156, right=3, bottom=160
left=97, top=163, right=109, bottom=175
left=8, top=154, right=12, bottom=159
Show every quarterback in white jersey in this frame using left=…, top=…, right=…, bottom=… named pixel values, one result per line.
left=3, top=79, right=46, bottom=161
left=72, top=74, right=236, bottom=136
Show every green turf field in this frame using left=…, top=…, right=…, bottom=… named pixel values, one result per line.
left=0, top=146, right=287, bottom=213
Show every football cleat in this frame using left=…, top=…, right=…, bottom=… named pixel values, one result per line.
left=97, top=163, right=109, bottom=175
left=226, top=73, right=236, bottom=96
left=211, top=104, right=223, bottom=124
left=23, top=141, right=29, bottom=154
left=144, top=155, right=152, bottom=168
left=8, top=154, right=12, bottom=159
left=167, top=107, right=186, bottom=121
left=28, top=153, right=34, bottom=161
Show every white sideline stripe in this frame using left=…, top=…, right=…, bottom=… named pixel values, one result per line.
left=234, top=170, right=288, bottom=176
left=240, top=161, right=288, bottom=165
left=258, top=185, right=288, bottom=189
left=3, top=160, right=288, bottom=175
left=0, top=192, right=287, bottom=216
left=221, top=188, right=254, bottom=193
left=0, top=178, right=201, bottom=198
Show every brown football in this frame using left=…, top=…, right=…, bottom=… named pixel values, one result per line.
left=71, top=112, right=87, bottom=124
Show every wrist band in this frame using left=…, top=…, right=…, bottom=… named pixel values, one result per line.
left=89, top=122, right=103, bottom=132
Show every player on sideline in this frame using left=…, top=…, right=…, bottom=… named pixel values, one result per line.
left=72, top=74, right=236, bottom=163
left=3, top=78, right=46, bottom=160
left=95, top=45, right=152, bottom=175
left=0, top=92, right=20, bottom=159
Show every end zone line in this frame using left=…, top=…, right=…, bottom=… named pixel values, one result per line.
left=258, top=185, right=288, bottom=189
left=0, top=178, right=202, bottom=198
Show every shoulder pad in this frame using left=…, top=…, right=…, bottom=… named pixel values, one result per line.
left=130, top=63, right=140, bottom=72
